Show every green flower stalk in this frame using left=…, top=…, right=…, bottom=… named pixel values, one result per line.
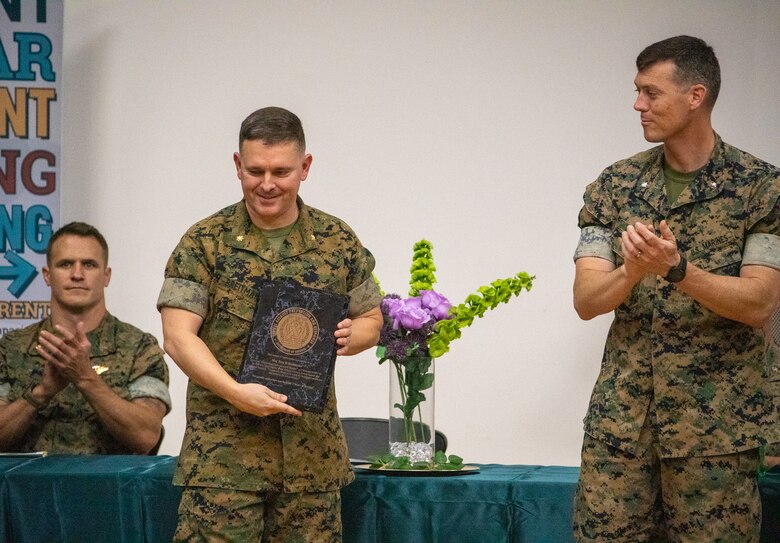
left=375, top=239, right=534, bottom=467
left=427, top=272, right=535, bottom=358
left=408, top=239, right=436, bottom=296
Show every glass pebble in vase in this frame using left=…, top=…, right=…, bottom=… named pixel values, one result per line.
left=389, top=356, right=435, bottom=464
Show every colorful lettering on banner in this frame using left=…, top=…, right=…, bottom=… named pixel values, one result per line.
left=0, top=0, right=63, bottom=337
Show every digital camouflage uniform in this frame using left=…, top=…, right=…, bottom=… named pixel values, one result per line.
left=157, top=197, right=382, bottom=541
left=0, top=313, right=171, bottom=454
left=573, top=136, right=780, bottom=542
left=767, top=308, right=780, bottom=459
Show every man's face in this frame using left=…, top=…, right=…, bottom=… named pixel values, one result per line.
left=233, top=140, right=312, bottom=229
left=633, top=60, right=696, bottom=143
left=43, top=235, right=111, bottom=314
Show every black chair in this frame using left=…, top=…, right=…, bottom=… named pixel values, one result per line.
left=148, top=426, right=165, bottom=456
left=340, top=417, right=448, bottom=462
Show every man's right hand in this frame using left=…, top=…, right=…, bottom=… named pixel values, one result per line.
left=229, top=382, right=303, bottom=417
left=31, top=360, right=67, bottom=405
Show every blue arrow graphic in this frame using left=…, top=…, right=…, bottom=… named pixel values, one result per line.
left=0, top=251, right=39, bottom=298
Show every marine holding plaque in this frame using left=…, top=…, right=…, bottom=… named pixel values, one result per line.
left=158, top=107, right=384, bottom=542
left=238, top=280, right=349, bottom=413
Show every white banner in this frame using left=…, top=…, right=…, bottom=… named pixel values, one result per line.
left=0, top=0, right=63, bottom=337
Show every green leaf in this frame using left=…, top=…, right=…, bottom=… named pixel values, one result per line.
left=389, top=456, right=412, bottom=470
left=447, top=454, right=463, bottom=465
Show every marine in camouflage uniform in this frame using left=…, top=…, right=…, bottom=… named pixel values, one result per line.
left=766, top=307, right=780, bottom=464
left=0, top=313, right=171, bottom=453
left=158, top=107, right=383, bottom=542
left=572, top=36, right=780, bottom=543
left=0, top=221, right=170, bottom=455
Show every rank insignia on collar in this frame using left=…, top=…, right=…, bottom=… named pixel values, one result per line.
left=236, top=235, right=244, bottom=242
left=92, top=365, right=109, bottom=375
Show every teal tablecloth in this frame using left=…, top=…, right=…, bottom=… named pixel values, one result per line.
left=342, top=464, right=579, bottom=543
left=1, top=455, right=181, bottom=543
left=0, top=456, right=40, bottom=543
left=0, top=457, right=778, bottom=543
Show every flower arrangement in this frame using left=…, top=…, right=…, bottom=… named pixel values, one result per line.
left=374, top=239, right=534, bottom=467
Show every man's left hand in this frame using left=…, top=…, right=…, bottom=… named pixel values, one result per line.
left=37, top=322, right=96, bottom=385
left=334, top=318, right=352, bottom=356
left=622, top=220, right=681, bottom=277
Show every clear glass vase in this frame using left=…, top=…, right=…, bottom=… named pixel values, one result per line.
left=388, top=357, right=435, bottom=463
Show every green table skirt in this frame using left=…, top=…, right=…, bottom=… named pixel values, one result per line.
left=1, top=457, right=778, bottom=543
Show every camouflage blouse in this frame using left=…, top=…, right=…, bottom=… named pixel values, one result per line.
left=158, top=198, right=382, bottom=493
left=575, top=135, right=780, bottom=458
left=0, top=313, right=170, bottom=454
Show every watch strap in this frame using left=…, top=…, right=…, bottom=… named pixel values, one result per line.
left=21, top=385, right=49, bottom=411
left=664, top=253, right=687, bottom=283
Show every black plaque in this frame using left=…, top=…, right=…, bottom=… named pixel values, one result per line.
left=237, top=280, right=349, bottom=413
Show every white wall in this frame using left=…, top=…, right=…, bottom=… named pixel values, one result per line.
left=60, top=0, right=780, bottom=463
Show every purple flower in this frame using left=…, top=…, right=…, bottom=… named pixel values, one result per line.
left=419, top=290, right=452, bottom=321
left=392, top=297, right=431, bottom=331
left=381, top=296, right=403, bottom=318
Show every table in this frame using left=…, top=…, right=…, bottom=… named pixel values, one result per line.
left=0, top=457, right=778, bottom=543
left=342, top=464, right=579, bottom=543
left=343, top=465, right=780, bottom=543
left=1, top=455, right=181, bottom=543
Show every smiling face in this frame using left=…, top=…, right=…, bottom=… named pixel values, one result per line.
left=633, top=60, right=698, bottom=144
left=234, top=139, right=312, bottom=229
left=43, top=234, right=111, bottom=315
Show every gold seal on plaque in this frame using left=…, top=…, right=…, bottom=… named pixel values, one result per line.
left=271, top=307, right=320, bottom=355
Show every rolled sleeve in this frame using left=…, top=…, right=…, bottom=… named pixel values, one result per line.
left=347, top=276, right=383, bottom=317
left=157, top=277, right=210, bottom=318
left=129, top=375, right=172, bottom=413
left=574, top=225, right=615, bottom=263
left=742, top=233, right=780, bottom=271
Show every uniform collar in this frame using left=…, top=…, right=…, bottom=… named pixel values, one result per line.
left=637, top=133, right=730, bottom=213
left=226, top=197, right=318, bottom=262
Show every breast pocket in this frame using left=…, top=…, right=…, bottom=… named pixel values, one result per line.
left=214, top=284, right=255, bottom=321
left=206, top=284, right=257, bottom=374
left=689, top=240, right=742, bottom=277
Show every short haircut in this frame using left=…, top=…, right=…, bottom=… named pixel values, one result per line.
left=636, top=35, right=721, bottom=107
left=238, top=107, right=306, bottom=151
left=46, top=222, right=109, bottom=265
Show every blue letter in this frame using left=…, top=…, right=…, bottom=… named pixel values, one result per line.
left=14, top=33, right=55, bottom=82
left=0, top=204, right=24, bottom=252
left=25, top=204, right=51, bottom=252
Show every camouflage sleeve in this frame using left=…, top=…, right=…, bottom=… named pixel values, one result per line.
left=348, top=275, right=383, bottom=317
left=128, top=375, right=172, bottom=413
left=157, top=277, right=210, bottom=317
left=742, top=172, right=780, bottom=269
left=575, top=169, right=617, bottom=263
left=577, top=169, right=617, bottom=231
left=345, top=237, right=382, bottom=316
left=127, top=332, right=170, bottom=410
left=574, top=225, right=615, bottom=263
left=745, top=170, right=780, bottom=235
left=157, top=230, right=214, bottom=317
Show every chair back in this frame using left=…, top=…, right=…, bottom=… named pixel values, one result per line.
left=340, top=417, right=447, bottom=463
left=148, top=426, right=165, bottom=455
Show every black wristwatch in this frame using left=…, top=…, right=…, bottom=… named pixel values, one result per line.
left=664, top=253, right=687, bottom=283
